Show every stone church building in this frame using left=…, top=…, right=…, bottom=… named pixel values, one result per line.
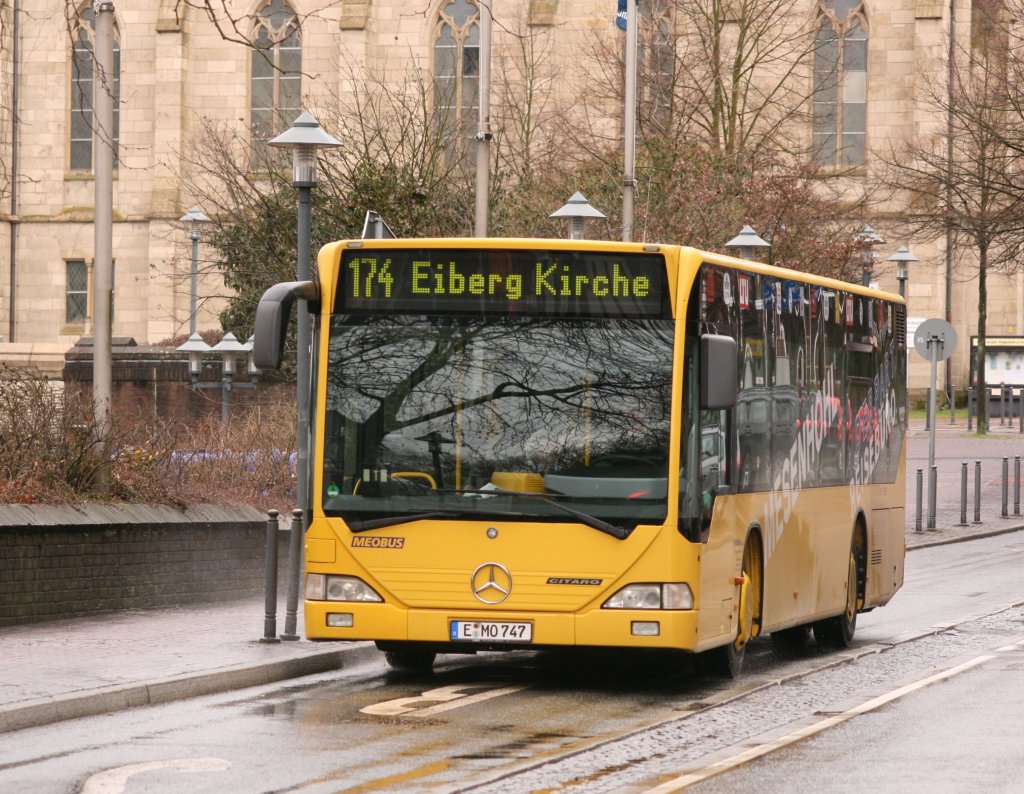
left=0, top=0, right=1017, bottom=397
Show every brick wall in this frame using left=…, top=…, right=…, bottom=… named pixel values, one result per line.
left=0, top=504, right=294, bottom=627
left=61, top=340, right=293, bottom=426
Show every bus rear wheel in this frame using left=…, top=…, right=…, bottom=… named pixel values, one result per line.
left=813, top=535, right=864, bottom=649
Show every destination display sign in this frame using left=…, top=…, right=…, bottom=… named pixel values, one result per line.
left=338, top=248, right=669, bottom=318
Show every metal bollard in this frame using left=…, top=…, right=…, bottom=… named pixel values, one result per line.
left=261, top=509, right=281, bottom=643
left=915, top=468, right=923, bottom=533
left=1003, top=457, right=1010, bottom=517
left=973, top=460, right=982, bottom=524
left=928, top=465, right=937, bottom=529
left=958, top=462, right=968, bottom=526
left=1016, top=456, right=1021, bottom=516
left=281, top=508, right=303, bottom=641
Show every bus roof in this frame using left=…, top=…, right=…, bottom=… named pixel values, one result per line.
left=331, top=237, right=905, bottom=305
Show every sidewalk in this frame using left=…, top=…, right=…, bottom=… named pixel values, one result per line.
left=0, top=599, right=378, bottom=733
left=905, top=414, right=1024, bottom=549
left=2, top=417, right=1022, bottom=734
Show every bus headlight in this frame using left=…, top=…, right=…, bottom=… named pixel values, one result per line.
left=306, top=573, right=383, bottom=602
left=603, top=583, right=693, bottom=610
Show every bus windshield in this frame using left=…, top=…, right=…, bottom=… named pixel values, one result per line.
left=320, top=314, right=674, bottom=531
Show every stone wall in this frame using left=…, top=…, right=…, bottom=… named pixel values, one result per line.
left=0, top=503, right=293, bottom=627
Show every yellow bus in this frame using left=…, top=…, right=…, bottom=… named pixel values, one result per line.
left=254, top=238, right=906, bottom=675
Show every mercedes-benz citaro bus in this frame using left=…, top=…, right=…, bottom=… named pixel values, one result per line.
left=253, top=237, right=906, bottom=676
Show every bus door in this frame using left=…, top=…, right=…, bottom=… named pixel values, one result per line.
left=684, top=335, right=740, bottom=645
left=680, top=337, right=735, bottom=544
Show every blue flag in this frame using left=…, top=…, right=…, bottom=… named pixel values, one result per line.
left=616, top=0, right=639, bottom=31
left=616, top=0, right=627, bottom=31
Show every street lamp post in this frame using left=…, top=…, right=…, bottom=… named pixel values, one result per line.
left=887, top=245, right=919, bottom=299
left=268, top=111, right=342, bottom=641
left=549, top=192, right=606, bottom=240
left=854, top=224, right=885, bottom=287
left=724, top=225, right=771, bottom=261
left=177, top=332, right=257, bottom=425
left=179, top=206, right=210, bottom=336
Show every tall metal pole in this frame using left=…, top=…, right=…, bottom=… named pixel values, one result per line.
left=474, top=0, right=492, bottom=238
left=8, top=0, right=20, bottom=343
left=93, top=0, right=115, bottom=495
left=189, top=229, right=199, bottom=336
left=267, top=112, right=341, bottom=642
left=295, top=183, right=312, bottom=522
left=944, top=0, right=956, bottom=403
left=282, top=181, right=312, bottom=641
left=929, top=336, right=937, bottom=477
left=622, top=0, right=638, bottom=242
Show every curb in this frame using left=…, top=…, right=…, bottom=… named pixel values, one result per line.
left=0, top=641, right=377, bottom=734
left=906, top=523, right=1024, bottom=551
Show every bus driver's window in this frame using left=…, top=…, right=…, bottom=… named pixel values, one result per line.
left=700, top=408, right=728, bottom=504
left=680, top=335, right=731, bottom=542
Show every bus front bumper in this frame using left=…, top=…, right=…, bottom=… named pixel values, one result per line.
left=304, top=601, right=700, bottom=651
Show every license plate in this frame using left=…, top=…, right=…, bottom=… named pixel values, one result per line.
left=450, top=620, right=533, bottom=643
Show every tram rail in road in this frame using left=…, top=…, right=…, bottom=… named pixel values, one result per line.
left=422, top=601, right=1024, bottom=794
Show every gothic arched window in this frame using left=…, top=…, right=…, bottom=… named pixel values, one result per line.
left=251, top=0, right=302, bottom=169
left=812, top=1, right=867, bottom=167
left=639, top=0, right=674, bottom=136
left=433, top=0, right=480, bottom=164
left=70, top=5, right=120, bottom=171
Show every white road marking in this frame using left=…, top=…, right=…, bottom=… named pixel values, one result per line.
left=360, top=682, right=528, bottom=717
left=79, top=758, right=231, bottom=794
left=642, top=638, right=1024, bottom=792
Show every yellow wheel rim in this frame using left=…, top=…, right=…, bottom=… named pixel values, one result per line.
left=736, top=571, right=753, bottom=649
left=845, top=551, right=858, bottom=621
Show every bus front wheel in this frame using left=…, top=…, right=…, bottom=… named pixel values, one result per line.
left=382, top=647, right=437, bottom=671
left=711, top=532, right=763, bottom=678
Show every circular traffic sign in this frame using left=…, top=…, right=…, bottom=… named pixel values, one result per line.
left=913, top=318, right=957, bottom=361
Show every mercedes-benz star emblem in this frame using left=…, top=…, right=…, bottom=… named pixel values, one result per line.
left=471, top=562, right=512, bottom=604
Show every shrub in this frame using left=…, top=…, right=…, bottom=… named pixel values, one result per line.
left=0, top=365, right=296, bottom=512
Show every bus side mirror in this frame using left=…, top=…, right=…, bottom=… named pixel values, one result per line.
left=252, top=280, right=319, bottom=370
left=701, top=334, right=737, bottom=409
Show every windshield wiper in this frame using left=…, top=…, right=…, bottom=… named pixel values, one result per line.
left=533, top=496, right=631, bottom=540
left=347, top=506, right=532, bottom=532
left=442, top=488, right=631, bottom=540
left=347, top=493, right=631, bottom=539
left=347, top=511, right=452, bottom=532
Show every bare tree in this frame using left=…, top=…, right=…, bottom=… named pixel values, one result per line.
left=879, top=1, right=1024, bottom=433
left=668, top=0, right=817, bottom=164
left=487, top=14, right=574, bottom=236
left=178, top=63, right=476, bottom=342
left=542, top=0, right=870, bottom=274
